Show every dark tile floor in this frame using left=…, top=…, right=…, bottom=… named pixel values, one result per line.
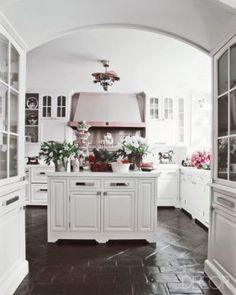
left=14, top=208, right=221, bottom=295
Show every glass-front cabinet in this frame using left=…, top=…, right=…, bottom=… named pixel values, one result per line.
left=215, top=41, right=236, bottom=183
left=0, top=32, right=22, bottom=182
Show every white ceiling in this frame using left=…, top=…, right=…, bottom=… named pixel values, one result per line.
left=0, top=0, right=236, bottom=52
left=26, top=28, right=211, bottom=95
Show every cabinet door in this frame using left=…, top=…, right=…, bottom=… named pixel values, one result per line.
left=158, top=173, right=178, bottom=205
left=0, top=207, right=22, bottom=282
left=211, top=207, right=236, bottom=279
left=69, top=191, right=100, bottom=232
left=49, top=179, right=67, bottom=232
left=103, top=191, right=135, bottom=232
left=138, top=180, right=155, bottom=232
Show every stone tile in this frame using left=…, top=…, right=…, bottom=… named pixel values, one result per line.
left=167, top=282, right=203, bottom=294
left=14, top=207, right=220, bottom=295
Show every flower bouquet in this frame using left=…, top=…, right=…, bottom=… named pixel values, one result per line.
left=39, top=141, right=79, bottom=172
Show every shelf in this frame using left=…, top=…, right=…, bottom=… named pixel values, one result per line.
left=25, top=125, right=38, bottom=127
left=68, top=121, right=146, bottom=129
left=25, top=109, right=39, bottom=111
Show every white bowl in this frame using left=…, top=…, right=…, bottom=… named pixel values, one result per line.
left=111, top=162, right=130, bottom=173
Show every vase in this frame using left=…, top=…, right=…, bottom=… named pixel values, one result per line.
left=54, top=159, right=68, bottom=172
left=128, top=154, right=143, bottom=171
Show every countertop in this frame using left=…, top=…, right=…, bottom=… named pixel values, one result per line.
left=47, top=171, right=161, bottom=177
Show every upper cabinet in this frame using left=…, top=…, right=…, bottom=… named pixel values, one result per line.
left=148, top=96, right=186, bottom=145
left=215, top=40, right=236, bottom=184
left=0, top=31, right=24, bottom=183
left=41, top=94, right=67, bottom=119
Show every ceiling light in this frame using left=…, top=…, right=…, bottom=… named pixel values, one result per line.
left=92, top=60, right=120, bottom=91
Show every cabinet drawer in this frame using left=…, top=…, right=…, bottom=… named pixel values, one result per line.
left=159, top=171, right=178, bottom=179
left=213, top=191, right=236, bottom=213
left=70, top=178, right=101, bottom=190
left=104, top=178, right=135, bottom=189
left=31, top=166, right=54, bottom=183
left=31, top=184, right=48, bottom=203
left=0, top=190, right=22, bottom=217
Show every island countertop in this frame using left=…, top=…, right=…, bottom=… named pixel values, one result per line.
left=47, top=171, right=161, bottom=177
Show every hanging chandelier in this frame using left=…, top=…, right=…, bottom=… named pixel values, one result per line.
left=92, top=60, right=120, bottom=91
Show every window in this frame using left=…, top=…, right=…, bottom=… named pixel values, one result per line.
left=164, top=98, right=173, bottom=119
left=150, top=98, right=160, bottom=119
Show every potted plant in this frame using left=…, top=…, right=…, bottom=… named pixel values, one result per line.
left=121, top=135, right=149, bottom=170
left=39, top=141, right=79, bottom=172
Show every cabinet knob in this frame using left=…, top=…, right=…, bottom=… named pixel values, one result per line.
left=97, top=192, right=101, bottom=196
left=103, top=192, right=107, bottom=196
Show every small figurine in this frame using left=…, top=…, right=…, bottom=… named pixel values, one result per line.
left=101, top=132, right=113, bottom=146
left=158, top=150, right=174, bottom=164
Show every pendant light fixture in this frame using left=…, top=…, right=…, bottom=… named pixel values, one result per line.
left=92, top=60, right=120, bottom=91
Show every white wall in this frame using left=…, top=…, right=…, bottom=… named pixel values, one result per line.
left=26, top=28, right=212, bottom=161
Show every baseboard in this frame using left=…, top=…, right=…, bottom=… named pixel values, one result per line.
left=0, top=260, right=29, bottom=295
left=205, top=260, right=236, bottom=295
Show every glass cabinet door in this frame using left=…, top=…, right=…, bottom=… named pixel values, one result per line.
left=0, top=34, right=9, bottom=84
left=216, top=42, right=236, bottom=183
left=57, top=95, right=66, bottom=118
left=218, top=50, right=228, bottom=95
left=150, top=97, right=160, bottom=119
left=164, top=98, right=173, bottom=119
left=42, top=95, right=52, bottom=117
left=0, top=33, right=20, bottom=181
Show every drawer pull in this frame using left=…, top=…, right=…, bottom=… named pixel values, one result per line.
left=217, top=197, right=235, bottom=209
left=2, top=196, right=19, bottom=206
left=39, top=172, right=46, bottom=175
left=76, top=182, right=94, bottom=186
left=110, top=182, right=129, bottom=187
left=40, top=189, right=48, bottom=192
left=97, top=191, right=101, bottom=196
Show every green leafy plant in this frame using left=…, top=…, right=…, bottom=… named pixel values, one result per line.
left=39, top=141, right=79, bottom=166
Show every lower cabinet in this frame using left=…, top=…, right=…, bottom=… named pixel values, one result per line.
left=156, top=167, right=179, bottom=207
left=205, top=189, right=236, bottom=295
left=47, top=174, right=158, bottom=243
left=0, top=184, right=28, bottom=295
left=180, top=168, right=211, bottom=227
left=104, top=191, right=135, bottom=232
left=70, top=191, right=100, bottom=232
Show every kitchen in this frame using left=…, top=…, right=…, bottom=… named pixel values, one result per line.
left=1, top=1, right=236, bottom=294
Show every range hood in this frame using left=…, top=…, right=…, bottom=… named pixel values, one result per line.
left=69, top=92, right=146, bottom=127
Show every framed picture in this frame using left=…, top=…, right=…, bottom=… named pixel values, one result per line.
left=26, top=93, right=39, bottom=109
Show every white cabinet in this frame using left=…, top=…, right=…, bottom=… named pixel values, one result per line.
left=41, top=94, right=67, bottom=119
left=0, top=185, right=28, bottom=295
left=47, top=173, right=159, bottom=243
left=180, top=168, right=211, bottom=227
left=148, top=96, right=188, bottom=145
left=49, top=178, right=67, bottom=233
left=205, top=190, right=236, bottom=295
left=70, top=191, right=100, bottom=232
left=26, top=165, right=54, bottom=205
left=156, top=167, right=179, bottom=207
left=138, top=180, right=155, bottom=232
left=104, top=191, right=135, bottom=232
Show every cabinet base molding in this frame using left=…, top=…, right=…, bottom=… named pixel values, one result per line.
left=0, top=260, right=28, bottom=295
left=205, top=260, right=236, bottom=295
left=48, top=232, right=157, bottom=243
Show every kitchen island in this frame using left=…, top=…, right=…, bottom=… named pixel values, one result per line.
left=47, top=171, right=160, bottom=243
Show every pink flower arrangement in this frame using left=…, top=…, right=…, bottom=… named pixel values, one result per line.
left=190, top=150, right=211, bottom=170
